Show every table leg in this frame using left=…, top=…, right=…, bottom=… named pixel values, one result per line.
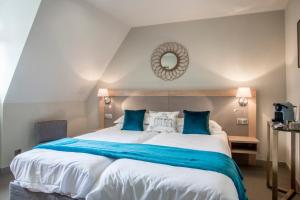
left=291, top=132, right=296, bottom=190
left=267, top=122, right=271, bottom=188
left=272, top=130, right=278, bottom=200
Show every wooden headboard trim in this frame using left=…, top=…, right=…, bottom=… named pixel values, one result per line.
left=107, top=89, right=256, bottom=97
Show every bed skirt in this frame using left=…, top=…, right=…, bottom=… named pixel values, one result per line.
left=9, top=182, right=83, bottom=200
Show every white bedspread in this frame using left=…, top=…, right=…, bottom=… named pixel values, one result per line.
left=87, top=132, right=238, bottom=200
left=10, top=127, right=157, bottom=199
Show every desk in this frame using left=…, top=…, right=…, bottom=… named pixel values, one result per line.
left=266, top=121, right=298, bottom=200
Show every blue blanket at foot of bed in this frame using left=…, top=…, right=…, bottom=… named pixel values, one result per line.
left=35, top=138, right=248, bottom=200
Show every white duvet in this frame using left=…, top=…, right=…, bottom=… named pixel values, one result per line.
left=87, top=132, right=238, bottom=200
left=10, top=127, right=158, bottom=199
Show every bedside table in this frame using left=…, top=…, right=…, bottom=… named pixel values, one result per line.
left=228, top=135, right=259, bottom=165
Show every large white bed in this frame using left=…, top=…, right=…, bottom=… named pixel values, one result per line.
left=10, top=126, right=238, bottom=200
left=86, top=131, right=238, bottom=200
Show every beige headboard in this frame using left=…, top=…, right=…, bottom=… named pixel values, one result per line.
left=98, top=89, right=256, bottom=137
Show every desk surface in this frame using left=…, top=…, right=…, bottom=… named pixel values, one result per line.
left=268, top=121, right=300, bottom=132
left=228, top=135, right=259, bottom=143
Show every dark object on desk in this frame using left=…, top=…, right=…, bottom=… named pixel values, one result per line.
left=35, top=120, right=67, bottom=144
left=272, top=102, right=296, bottom=123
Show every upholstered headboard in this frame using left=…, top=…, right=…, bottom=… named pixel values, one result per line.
left=98, top=89, right=256, bottom=137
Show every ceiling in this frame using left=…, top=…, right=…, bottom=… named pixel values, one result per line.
left=88, top=0, right=288, bottom=27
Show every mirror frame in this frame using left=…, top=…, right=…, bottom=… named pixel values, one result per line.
left=151, top=42, right=189, bottom=81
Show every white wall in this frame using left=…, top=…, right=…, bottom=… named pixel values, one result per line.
left=0, top=0, right=41, bottom=102
left=0, top=0, right=130, bottom=168
left=285, top=0, right=300, bottom=183
left=0, top=0, right=41, bottom=168
left=88, top=11, right=287, bottom=161
left=1, top=102, right=88, bottom=167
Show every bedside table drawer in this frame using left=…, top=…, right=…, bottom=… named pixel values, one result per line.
left=231, top=143, right=257, bottom=155
left=228, top=135, right=259, bottom=165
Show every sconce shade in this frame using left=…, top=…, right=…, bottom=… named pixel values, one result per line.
left=236, top=87, right=252, bottom=98
left=98, top=88, right=109, bottom=97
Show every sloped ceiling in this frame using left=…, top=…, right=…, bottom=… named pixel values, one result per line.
left=87, top=0, right=288, bottom=27
left=4, top=0, right=130, bottom=103
left=0, top=0, right=41, bottom=102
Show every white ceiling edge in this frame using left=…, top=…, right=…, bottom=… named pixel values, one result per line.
left=132, top=8, right=286, bottom=28
left=87, top=0, right=288, bottom=27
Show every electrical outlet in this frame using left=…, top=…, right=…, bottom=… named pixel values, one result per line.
left=236, top=118, right=248, bottom=125
left=104, top=113, right=113, bottom=119
left=14, top=149, right=21, bottom=156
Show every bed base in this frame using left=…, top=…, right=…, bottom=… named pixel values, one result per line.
left=9, top=182, right=83, bottom=200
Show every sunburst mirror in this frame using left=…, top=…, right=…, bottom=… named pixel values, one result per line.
left=151, top=42, right=189, bottom=81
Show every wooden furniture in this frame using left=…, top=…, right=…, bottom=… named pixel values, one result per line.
left=266, top=121, right=298, bottom=200
left=228, top=135, right=259, bottom=165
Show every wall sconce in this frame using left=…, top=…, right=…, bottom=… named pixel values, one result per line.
left=98, top=88, right=111, bottom=104
left=236, top=87, right=252, bottom=106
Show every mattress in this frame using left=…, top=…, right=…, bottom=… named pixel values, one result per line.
left=86, top=132, right=238, bottom=200
left=10, top=126, right=158, bottom=199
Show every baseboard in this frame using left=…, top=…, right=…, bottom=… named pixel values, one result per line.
left=256, top=159, right=289, bottom=167
left=0, top=167, right=10, bottom=175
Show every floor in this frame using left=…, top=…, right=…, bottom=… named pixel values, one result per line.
left=0, top=165, right=299, bottom=200
left=242, top=164, right=300, bottom=200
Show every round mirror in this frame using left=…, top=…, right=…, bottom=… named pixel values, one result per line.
left=160, top=53, right=178, bottom=70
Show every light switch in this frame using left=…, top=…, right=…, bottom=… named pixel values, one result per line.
left=105, top=114, right=113, bottom=119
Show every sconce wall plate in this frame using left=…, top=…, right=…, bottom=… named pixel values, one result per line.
left=104, top=96, right=111, bottom=104
left=238, top=97, right=248, bottom=107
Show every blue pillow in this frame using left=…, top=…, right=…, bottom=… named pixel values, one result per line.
left=121, top=109, right=146, bottom=131
left=183, top=110, right=210, bottom=135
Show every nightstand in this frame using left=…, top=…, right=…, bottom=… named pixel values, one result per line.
left=228, top=135, right=259, bottom=165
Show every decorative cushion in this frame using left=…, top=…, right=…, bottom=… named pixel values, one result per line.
left=121, top=110, right=146, bottom=131
left=182, top=110, right=210, bottom=135
left=146, top=111, right=179, bottom=133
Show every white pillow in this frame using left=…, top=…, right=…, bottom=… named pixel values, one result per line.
left=209, top=120, right=223, bottom=132
left=176, top=118, right=223, bottom=134
left=146, top=111, right=179, bottom=133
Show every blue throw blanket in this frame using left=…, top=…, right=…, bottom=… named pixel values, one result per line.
left=35, top=138, right=248, bottom=200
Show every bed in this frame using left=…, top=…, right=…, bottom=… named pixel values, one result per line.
left=86, top=131, right=238, bottom=200
left=9, top=89, right=255, bottom=200
left=10, top=126, right=158, bottom=199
